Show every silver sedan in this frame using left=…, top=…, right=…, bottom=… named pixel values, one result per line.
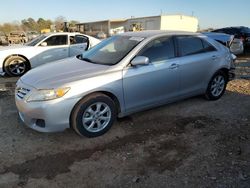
left=15, top=31, right=235, bottom=137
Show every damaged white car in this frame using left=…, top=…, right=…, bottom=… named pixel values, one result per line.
left=0, top=32, right=100, bottom=76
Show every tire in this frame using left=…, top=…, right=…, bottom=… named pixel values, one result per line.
left=4, top=56, right=29, bottom=76
left=205, top=71, right=228, bottom=100
left=71, top=93, right=117, bottom=137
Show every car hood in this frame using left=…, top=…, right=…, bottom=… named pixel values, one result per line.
left=20, top=56, right=112, bottom=89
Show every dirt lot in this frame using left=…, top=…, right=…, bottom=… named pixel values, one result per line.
left=0, top=56, right=249, bottom=188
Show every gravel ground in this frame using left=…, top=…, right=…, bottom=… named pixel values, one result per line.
left=0, top=56, right=249, bottom=188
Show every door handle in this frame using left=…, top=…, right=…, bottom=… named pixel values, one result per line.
left=169, top=63, right=179, bottom=69
left=212, top=55, right=217, bottom=60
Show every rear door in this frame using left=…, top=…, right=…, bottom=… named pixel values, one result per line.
left=122, top=36, right=180, bottom=112
left=175, top=36, right=218, bottom=96
left=69, top=35, right=89, bottom=56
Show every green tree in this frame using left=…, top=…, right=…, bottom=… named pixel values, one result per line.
left=21, top=18, right=38, bottom=31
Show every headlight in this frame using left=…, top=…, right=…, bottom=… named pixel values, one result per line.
left=27, top=87, right=70, bottom=102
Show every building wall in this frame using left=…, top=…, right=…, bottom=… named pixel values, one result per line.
left=83, top=21, right=109, bottom=36
left=110, top=21, right=126, bottom=35
left=160, top=15, right=198, bottom=32
left=125, top=16, right=161, bottom=31
left=76, top=14, right=199, bottom=37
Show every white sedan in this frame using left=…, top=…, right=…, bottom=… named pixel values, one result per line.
left=0, top=32, right=100, bottom=76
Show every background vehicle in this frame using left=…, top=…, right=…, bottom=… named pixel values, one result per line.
left=15, top=31, right=235, bottom=137
left=7, top=31, right=28, bottom=44
left=0, top=31, right=8, bottom=45
left=0, top=32, right=100, bottom=76
left=212, top=26, right=250, bottom=48
left=203, top=32, right=244, bottom=55
left=96, top=31, right=107, bottom=39
left=26, top=31, right=40, bottom=41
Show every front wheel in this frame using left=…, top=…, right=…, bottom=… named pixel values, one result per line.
left=205, top=71, right=228, bottom=100
left=71, top=93, right=117, bottom=137
left=4, top=56, right=29, bottom=76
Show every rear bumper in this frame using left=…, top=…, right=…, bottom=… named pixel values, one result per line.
left=228, top=68, right=236, bottom=81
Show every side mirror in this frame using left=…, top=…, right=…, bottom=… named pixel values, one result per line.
left=40, top=42, right=47, bottom=47
left=131, top=56, right=150, bottom=66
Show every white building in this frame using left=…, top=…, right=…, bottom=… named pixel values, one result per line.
left=127, top=14, right=199, bottom=32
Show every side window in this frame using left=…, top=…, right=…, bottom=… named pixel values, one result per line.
left=177, top=36, right=205, bottom=56
left=225, top=28, right=238, bottom=35
left=224, top=29, right=233, bottom=34
left=202, top=39, right=216, bottom=52
left=70, top=36, right=76, bottom=44
left=43, top=35, right=68, bottom=46
left=75, top=35, right=88, bottom=44
left=137, top=37, right=175, bottom=62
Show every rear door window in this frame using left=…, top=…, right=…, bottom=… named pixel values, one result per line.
left=75, top=35, right=88, bottom=44
left=177, top=36, right=216, bottom=56
left=70, top=35, right=88, bottom=45
left=202, top=39, right=217, bottom=52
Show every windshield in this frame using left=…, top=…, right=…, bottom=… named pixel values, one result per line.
left=25, top=34, right=47, bottom=46
left=80, top=35, right=143, bottom=65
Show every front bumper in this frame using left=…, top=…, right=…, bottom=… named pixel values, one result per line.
left=0, top=67, right=4, bottom=75
left=15, top=82, right=81, bottom=132
left=16, top=96, right=80, bottom=132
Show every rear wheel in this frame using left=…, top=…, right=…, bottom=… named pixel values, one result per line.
left=71, top=93, right=117, bottom=137
left=205, top=71, right=228, bottom=100
left=4, top=56, right=29, bottom=76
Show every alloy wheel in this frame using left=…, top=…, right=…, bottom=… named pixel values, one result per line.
left=82, top=102, right=111, bottom=133
left=210, top=75, right=225, bottom=97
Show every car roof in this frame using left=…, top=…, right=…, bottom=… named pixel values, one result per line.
left=119, top=30, right=198, bottom=38
left=43, top=32, right=81, bottom=36
left=214, top=26, right=249, bottom=30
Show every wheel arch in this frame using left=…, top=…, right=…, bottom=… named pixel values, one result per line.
left=214, top=67, right=229, bottom=81
left=69, top=91, right=121, bottom=128
left=3, top=54, right=31, bottom=72
left=205, top=67, right=229, bottom=100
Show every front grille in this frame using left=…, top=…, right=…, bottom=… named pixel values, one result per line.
left=16, top=87, right=30, bottom=99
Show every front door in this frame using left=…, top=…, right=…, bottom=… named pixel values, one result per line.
left=34, top=35, right=69, bottom=67
left=122, top=36, right=180, bottom=113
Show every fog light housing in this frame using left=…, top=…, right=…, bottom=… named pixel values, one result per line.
left=36, top=119, right=45, bottom=128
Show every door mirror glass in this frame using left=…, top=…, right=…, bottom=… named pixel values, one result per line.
left=131, top=56, right=150, bottom=66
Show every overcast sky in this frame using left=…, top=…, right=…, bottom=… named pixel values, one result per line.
left=0, top=0, right=249, bottom=29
